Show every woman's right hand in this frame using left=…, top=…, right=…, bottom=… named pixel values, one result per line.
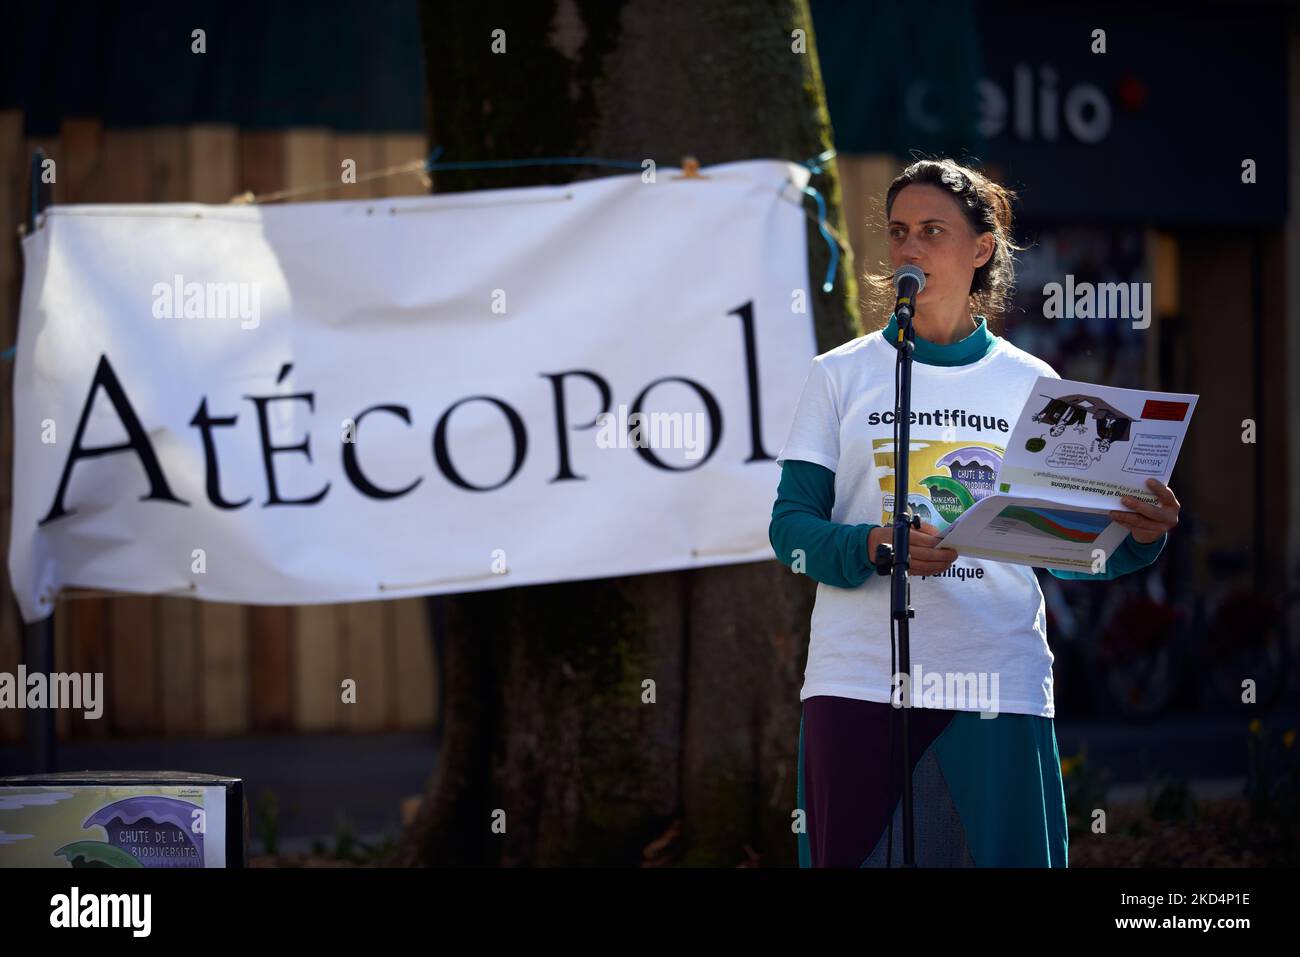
left=867, top=522, right=960, bottom=576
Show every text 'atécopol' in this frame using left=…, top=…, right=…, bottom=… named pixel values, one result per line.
left=36, top=303, right=777, bottom=525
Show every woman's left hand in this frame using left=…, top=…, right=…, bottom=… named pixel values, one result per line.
left=1111, top=478, right=1181, bottom=544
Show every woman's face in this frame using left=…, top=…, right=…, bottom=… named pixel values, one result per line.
left=887, top=183, right=994, bottom=317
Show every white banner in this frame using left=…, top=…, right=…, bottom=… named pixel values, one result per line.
left=8, top=159, right=816, bottom=623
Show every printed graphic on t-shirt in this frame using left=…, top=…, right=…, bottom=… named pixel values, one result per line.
left=873, top=439, right=1005, bottom=532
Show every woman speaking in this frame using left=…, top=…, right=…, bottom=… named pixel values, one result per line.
left=768, top=158, right=1182, bottom=867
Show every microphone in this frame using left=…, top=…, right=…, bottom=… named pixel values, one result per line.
left=893, top=265, right=926, bottom=324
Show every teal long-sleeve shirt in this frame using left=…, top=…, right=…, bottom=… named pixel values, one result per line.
left=768, top=314, right=1168, bottom=587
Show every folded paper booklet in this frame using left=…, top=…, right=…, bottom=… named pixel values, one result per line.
left=936, top=376, right=1198, bottom=572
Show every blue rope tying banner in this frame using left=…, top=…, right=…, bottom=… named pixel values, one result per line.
left=0, top=148, right=841, bottom=360
left=796, top=148, right=841, bottom=292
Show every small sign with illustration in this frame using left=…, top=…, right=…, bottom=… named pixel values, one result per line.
left=0, top=773, right=239, bottom=868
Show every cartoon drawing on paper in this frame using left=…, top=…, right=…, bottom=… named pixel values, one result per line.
left=1029, top=393, right=1138, bottom=461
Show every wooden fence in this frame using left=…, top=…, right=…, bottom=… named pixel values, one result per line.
left=0, top=115, right=439, bottom=742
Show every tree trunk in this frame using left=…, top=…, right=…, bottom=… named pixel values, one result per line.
left=395, top=0, right=859, bottom=867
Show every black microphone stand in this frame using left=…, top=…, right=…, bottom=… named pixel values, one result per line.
left=874, top=293, right=920, bottom=867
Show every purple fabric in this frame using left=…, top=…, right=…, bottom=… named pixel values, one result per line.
left=801, top=694, right=955, bottom=867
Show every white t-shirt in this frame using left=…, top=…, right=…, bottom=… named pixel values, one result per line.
left=777, top=328, right=1063, bottom=718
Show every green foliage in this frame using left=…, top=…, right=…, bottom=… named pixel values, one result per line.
left=1245, top=721, right=1299, bottom=843
left=323, top=814, right=396, bottom=865
left=256, top=789, right=279, bottom=857
left=1061, top=744, right=1109, bottom=834
left=1144, top=773, right=1196, bottom=824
